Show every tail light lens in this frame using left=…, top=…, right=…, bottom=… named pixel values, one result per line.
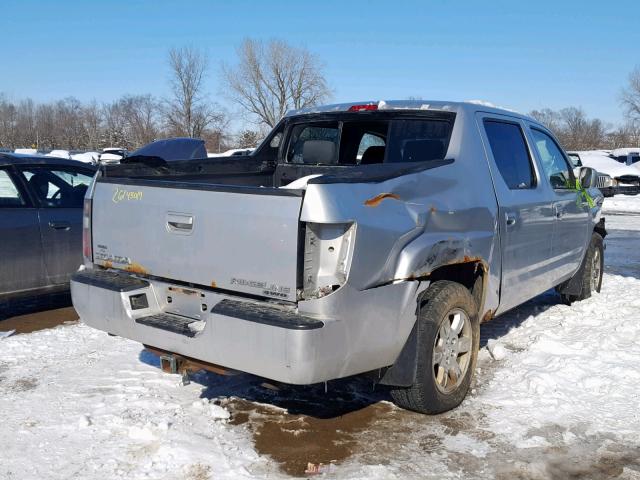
left=82, top=198, right=92, bottom=262
left=300, top=222, right=355, bottom=300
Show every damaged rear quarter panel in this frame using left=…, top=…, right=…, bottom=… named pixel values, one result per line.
left=299, top=109, right=501, bottom=321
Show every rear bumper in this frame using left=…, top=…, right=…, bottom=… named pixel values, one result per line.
left=71, top=268, right=421, bottom=384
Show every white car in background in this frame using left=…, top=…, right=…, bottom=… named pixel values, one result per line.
left=571, top=149, right=640, bottom=196
left=207, top=148, right=255, bottom=158
left=99, top=148, right=127, bottom=164
left=14, top=148, right=38, bottom=155
left=70, top=152, right=100, bottom=164
left=45, top=149, right=71, bottom=159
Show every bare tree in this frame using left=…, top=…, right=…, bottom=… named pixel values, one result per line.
left=165, top=47, right=223, bottom=138
left=235, top=129, right=262, bottom=148
left=0, top=94, right=17, bottom=147
left=82, top=101, right=102, bottom=150
left=102, top=99, right=130, bottom=148
left=35, top=103, right=56, bottom=150
left=529, top=107, right=608, bottom=150
left=222, top=39, right=330, bottom=128
left=529, top=108, right=563, bottom=134
left=120, top=95, right=160, bottom=146
left=620, top=67, right=640, bottom=125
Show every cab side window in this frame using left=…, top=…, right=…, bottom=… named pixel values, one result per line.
left=21, top=167, right=92, bottom=208
left=530, top=128, right=573, bottom=189
left=0, top=169, right=25, bottom=207
left=483, top=120, right=536, bottom=189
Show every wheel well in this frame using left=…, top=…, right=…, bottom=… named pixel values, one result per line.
left=380, top=260, right=486, bottom=388
left=594, top=218, right=607, bottom=239
left=428, top=261, right=485, bottom=311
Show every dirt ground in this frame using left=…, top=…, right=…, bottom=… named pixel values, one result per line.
left=0, top=291, right=78, bottom=334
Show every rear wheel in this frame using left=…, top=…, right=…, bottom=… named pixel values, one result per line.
left=390, top=281, right=479, bottom=414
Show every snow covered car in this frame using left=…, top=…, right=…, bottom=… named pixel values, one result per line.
left=99, top=148, right=128, bottom=165
left=70, top=151, right=101, bottom=164
left=0, top=153, right=96, bottom=299
left=610, top=147, right=640, bottom=167
left=575, top=150, right=640, bottom=195
left=45, top=149, right=71, bottom=159
left=71, top=100, right=606, bottom=414
left=207, top=148, right=256, bottom=158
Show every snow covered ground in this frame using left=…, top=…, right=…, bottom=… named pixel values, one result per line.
left=1, top=196, right=640, bottom=479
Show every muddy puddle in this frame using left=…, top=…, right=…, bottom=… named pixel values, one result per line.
left=221, top=382, right=640, bottom=479
left=0, top=306, right=78, bottom=334
left=225, top=397, right=394, bottom=476
left=212, top=373, right=497, bottom=477
left=0, top=291, right=77, bottom=334
left=212, top=377, right=392, bottom=476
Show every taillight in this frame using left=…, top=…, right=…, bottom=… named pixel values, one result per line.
left=300, top=222, right=355, bottom=300
left=82, top=198, right=92, bottom=261
left=348, top=104, right=378, bottom=112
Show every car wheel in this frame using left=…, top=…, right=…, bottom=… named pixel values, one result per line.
left=561, top=233, right=604, bottom=304
left=390, top=280, right=479, bottom=414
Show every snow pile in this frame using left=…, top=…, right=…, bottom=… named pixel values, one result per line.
left=0, top=326, right=269, bottom=479
left=475, top=273, right=640, bottom=441
left=602, top=193, right=640, bottom=214
left=0, top=329, right=15, bottom=339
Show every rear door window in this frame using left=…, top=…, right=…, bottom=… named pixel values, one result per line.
left=0, top=169, right=25, bottom=207
left=529, top=128, right=574, bottom=189
left=483, top=120, right=536, bottom=189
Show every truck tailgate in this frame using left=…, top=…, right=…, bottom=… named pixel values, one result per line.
left=92, top=180, right=302, bottom=302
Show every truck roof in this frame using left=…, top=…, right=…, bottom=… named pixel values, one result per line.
left=286, top=99, right=532, bottom=122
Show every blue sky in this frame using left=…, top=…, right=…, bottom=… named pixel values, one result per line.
left=2, top=0, right=638, bottom=126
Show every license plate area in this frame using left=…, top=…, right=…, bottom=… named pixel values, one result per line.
left=165, top=286, right=208, bottom=320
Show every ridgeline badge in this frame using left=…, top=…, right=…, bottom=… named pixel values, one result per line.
left=112, top=188, right=144, bottom=203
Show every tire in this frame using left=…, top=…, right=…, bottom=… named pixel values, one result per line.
left=390, top=280, right=479, bottom=414
left=561, top=233, right=604, bottom=304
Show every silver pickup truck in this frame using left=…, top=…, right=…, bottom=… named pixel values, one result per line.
left=71, top=101, right=605, bottom=414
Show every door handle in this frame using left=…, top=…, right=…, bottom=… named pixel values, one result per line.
left=48, top=221, right=71, bottom=230
left=166, top=213, right=194, bottom=233
left=505, top=212, right=517, bottom=226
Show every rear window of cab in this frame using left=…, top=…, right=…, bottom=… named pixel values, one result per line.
left=285, top=117, right=453, bottom=166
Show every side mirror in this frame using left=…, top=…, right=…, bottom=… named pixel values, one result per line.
left=578, top=166, right=597, bottom=189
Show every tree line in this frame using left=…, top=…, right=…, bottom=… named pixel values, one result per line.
left=1, top=38, right=639, bottom=153
left=0, top=39, right=330, bottom=153
left=528, top=106, right=640, bottom=151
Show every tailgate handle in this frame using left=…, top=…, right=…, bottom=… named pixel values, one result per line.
left=166, top=213, right=194, bottom=233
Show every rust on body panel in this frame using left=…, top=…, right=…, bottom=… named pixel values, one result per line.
left=364, top=193, right=401, bottom=207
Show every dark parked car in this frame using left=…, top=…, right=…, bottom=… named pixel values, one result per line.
left=0, top=153, right=96, bottom=298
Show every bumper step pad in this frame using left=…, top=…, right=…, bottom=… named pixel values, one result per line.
left=135, top=313, right=204, bottom=337
left=211, top=299, right=324, bottom=330
left=72, top=269, right=150, bottom=292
